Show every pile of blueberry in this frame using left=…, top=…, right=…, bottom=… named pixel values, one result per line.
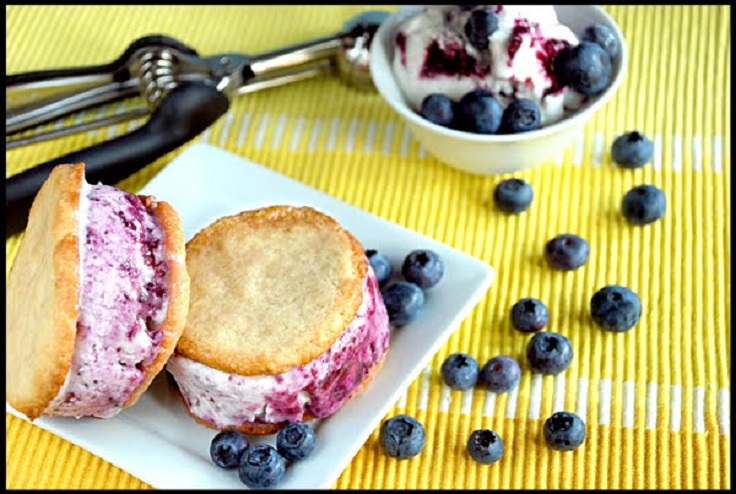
left=418, top=10, right=620, bottom=135
left=367, top=248, right=445, bottom=326
left=208, top=422, right=316, bottom=489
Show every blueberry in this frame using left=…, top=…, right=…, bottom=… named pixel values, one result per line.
left=544, top=234, right=590, bottom=271
left=543, top=411, right=586, bottom=452
left=379, top=414, right=426, bottom=459
left=440, top=353, right=480, bottom=391
left=381, top=281, right=425, bottom=326
left=493, top=178, right=534, bottom=214
left=526, top=331, right=573, bottom=375
left=401, top=249, right=444, bottom=289
left=209, top=430, right=250, bottom=469
left=276, top=422, right=316, bottom=462
left=467, top=429, right=504, bottom=464
left=510, top=298, right=549, bottom=333
left=366, top=249, right=393, bottom=288
left=479, top=355, right=521, bottom=393
left=611, top=131, right=654, bottom=168
left=464, top=9, right=499, bottom=50
left=581, top=23, right=619, bottom=59
left=556, top=41, right=612, bottom=96
left=590, top=285, right=642, bottom=332
left=621, top=185, right=666, bottom=225
left=500, top=98, right=542, bottom=134
left=420, top=93, right=455, bottom=128
left=457, top=89, right=504, bottom=134
left=237, top=444, right=286, bottom=489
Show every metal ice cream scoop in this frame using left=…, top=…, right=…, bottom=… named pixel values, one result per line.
left=5, top=10, right=390, bottom=237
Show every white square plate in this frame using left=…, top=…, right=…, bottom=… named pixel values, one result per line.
left=7, top=143, right=494, bottom=489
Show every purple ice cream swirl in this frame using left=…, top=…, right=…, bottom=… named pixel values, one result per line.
left=166, top=267, right=391, bottom=428
left=45, top=183, right=170, bottom=418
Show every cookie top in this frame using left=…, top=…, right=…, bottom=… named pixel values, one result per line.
left=6, top=163, right=84, bottom=419
left=178, top=205, right=368, bottom=376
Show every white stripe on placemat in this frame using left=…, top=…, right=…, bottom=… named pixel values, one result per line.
left=461, top=388, right=474, bottom=415
left=718, top=388, right=730, bottom=435
left=253, top=113, right=270, bottom=149
left=399, top=125, right=412, bottom=157
left=652, top=134, right=663, bottom=171
left=692, top=135, right=703, bottom=171
left=417, top=366, right=432, bottom=411
left=218, top=111, right=235, bottom=147
left=645, top=382, right=658, bottom=430
left=622, top=381, right=635, bottom=428
left=712, top=135, right=723, bottom=173
left=528, top=373, right=543, bottom=419
left=236, top=113, right=252, bottom=147
left=599, top=379, right=612, bottom=425
left=417, top=145, right=428, bottom=158
left=552, top=374, right=566, bottom=413
left=270, top=114, right=288, bottom=149
left=572, top=130, right=585, bottom=166
left=344, top=118, right=359, bottom=152
left=199, top=124, right=213, bottom=143
left=591, top=132, right=604, bottom=167
left=396, top=389, right=407, bottom=410
left=483, top=391, right=496, bottom=417
left=505, top=385, right=519, bottom=419
left=438, top=383, right=452, bottom=413
left=381, top=121, right=396, bottom=155
left=576, top=378, right=589, bottom=423
left=693, top=386, right=706, bottom=433
left=307, top=118, right=323, bottom=152
left=671, top=135, right=683, bottom=172
left=670, top=384, right=682, bottom=432
left=289, top=117, right=306, bottom=151
left=363, top=120, right=377, bottom=153
left=326, top=118, right=340, bottom=151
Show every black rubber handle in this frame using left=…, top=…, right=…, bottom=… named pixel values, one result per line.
left=6, top=81, right=230, bottom=238
left=6, top=34, right=198, bottom=85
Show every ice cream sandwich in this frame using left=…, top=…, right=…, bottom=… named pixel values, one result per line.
left=166, top=205, right=390, bottom=435
left=6, top=163, right=190, bottom=420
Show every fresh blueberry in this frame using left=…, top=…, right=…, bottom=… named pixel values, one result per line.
left=621, top=185, right=666, bottom=225
left=420, top=93, right=455, bottom=128
left=401, top=249, right=444, bottom=289
left=544, top=234, right=590, bottom=271
left=611, top=131, right=654, bottom=168
left=237, top=444, right=286, bottom=489
left=464, top=9, right=499, bottom=50
left=381, top=281, right=425, bottom=326
left=366, top=249, right=393, bottom=288
left=441, top=353, right=480, bottom=391
left=555, top=41, right=612, bottom=96
left=510, top=297, right=549, bottom=333
left=493, top=178, right=534, bottom=214
left=276, top=422, right=316, bottom=462
left=467, top=429, right=504, bottom=464
left=581, top=23, right=619, bottom=59
left=590, top=285, right=642, bottom=332
left=210, top=430, right=250, bottom=469
left=526, top=331, right=574, bottom=375
left=457, top=89, right=504, bottom=134
left=379, top=414, right=426, bottom=459
left=500, top=98, right=542, bottom=134
left=543, top=411, right=586, bottom=452
left=479, top=355, right=521, bottom=393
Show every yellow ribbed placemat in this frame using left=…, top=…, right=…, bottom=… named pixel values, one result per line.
left=5, top=5, right=730, bottom=490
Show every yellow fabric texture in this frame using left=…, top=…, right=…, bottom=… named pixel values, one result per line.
left=5, top=5, right=731, bottom=490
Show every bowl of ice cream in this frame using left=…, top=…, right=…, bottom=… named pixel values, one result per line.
left=370, top=5, right=627, bottom=175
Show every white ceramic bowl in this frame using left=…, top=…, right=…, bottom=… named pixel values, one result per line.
left=370, top=5, right=628, bottom=175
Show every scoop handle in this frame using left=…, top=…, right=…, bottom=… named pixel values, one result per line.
left=6, top=82, right=230, bottom=238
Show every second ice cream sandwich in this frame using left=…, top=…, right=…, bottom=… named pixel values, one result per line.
left=167, top=205, right=391, bottom=435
